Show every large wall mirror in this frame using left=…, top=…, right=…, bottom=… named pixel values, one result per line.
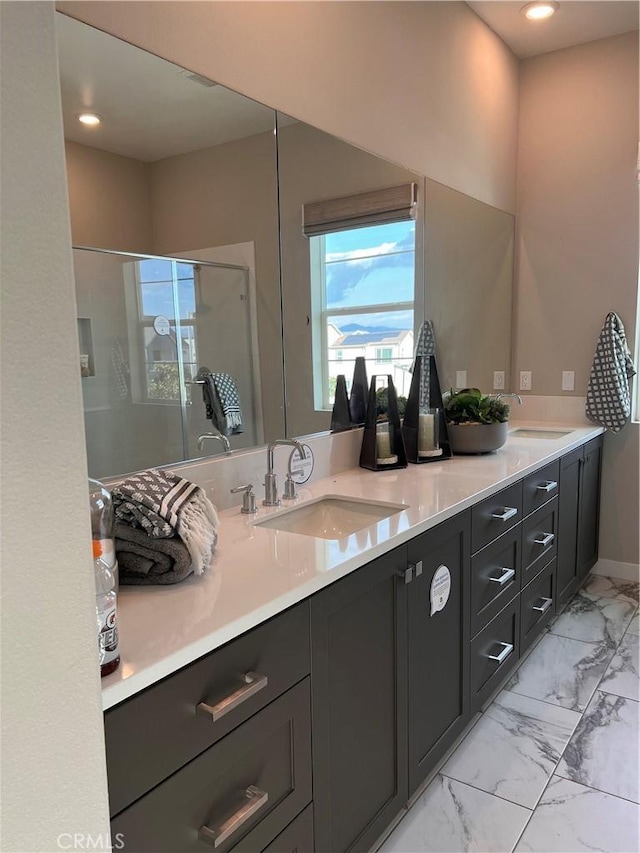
left=57, top=12, right=514, bottom=481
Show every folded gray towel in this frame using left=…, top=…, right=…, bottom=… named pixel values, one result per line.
left=115, top=523, right=194, bottom=585
left=113, top=468, right=218, bottom=575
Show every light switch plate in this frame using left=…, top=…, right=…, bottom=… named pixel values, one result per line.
left=493, top=371, right=505, bottom=390
left=455, top=370, right=467, bottom=388
left=520, top=371, right=532, bottom=391
left=562, top=371, right=575, bottom=391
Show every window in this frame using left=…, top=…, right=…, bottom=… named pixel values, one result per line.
left=375, top=347, right=394, bottom=364
left=310, top=220, right=416, bottom=409
left=134, top=259, right=198, bottom=403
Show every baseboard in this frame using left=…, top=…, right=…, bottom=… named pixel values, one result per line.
left=591, top=559, right=640, bottom=582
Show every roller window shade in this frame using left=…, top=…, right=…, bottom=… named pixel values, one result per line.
left=302, top=182, right=417, bottom=237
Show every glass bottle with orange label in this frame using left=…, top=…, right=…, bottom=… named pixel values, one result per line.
left=89, top=479, right=120, bottom=676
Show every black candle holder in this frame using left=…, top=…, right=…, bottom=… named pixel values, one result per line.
left=402, top=355, right=452, bottom=463
left=359, top=375, right=407, bottom=471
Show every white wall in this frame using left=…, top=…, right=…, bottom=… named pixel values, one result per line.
left=0, top=3, right=111, bottom=850
left=56, top=0, right=520, bottom=213
left=515, top=31, right=639, bottom=567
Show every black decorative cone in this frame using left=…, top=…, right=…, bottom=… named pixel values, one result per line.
left=330, top=375, right=352, bottom=432
left=349, top=357, right=368, bottom=425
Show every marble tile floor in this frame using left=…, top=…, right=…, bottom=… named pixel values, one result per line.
left=379, top=575, right=639, bottom=853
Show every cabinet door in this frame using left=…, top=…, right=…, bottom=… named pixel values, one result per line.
left=578, top=437, right=603, bottom=578
left=407, top=511, right=471, bottom=796
left=310, top=547, right=408, bottom=853
left=557, top=448, right=581, bottom=609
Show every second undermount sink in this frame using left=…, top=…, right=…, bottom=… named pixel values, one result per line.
left=509, top=428, right=573, bottom=440
left=254, top=496, right=407, bottom=539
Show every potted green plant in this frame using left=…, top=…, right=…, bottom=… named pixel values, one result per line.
left=443, top=388, right=511, bottom=454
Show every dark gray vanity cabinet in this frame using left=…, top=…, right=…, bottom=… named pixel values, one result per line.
left=577, top=436, right=603, bottom=579
left=105, top=603, right=312, bottom=853
left=406, top=512, right=471, bottom=796
left=310, top=546, right=408, bottom=853
left=557, top=436, right=603, bottom=607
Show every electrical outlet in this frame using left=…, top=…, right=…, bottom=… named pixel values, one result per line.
left=455, top=370, right=467, bottom=388
left=562, top=371, right=575, bottom=391
left=493, top=371, right=505, bottom=390
left=520, top=371, right=532, bottom=391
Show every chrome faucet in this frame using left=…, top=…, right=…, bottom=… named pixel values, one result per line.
left=495, top=393, right=523, bottom=405
left=263, top=439, right=304, bottom=506
left=196, top=432, right=231, bottom=454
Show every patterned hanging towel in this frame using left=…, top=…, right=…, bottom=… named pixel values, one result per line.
left=414, top=320, right=436, bottom=408
left=113, top=468, right=219, bottom=576
left=586, top=312, right=636, bottom=433
left=197, top=368, right=244, bottom=436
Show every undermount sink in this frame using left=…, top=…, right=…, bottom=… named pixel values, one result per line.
left=254, top=496, right=407, bottom=539
left=509, top=428, right=573, bottom=440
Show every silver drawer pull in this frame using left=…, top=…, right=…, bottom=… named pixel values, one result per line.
left=489, top=567, right=516, bottom=586
left=487, top=641, right=514, bottom=664
left=536, top=480, right=558, bottom=493
left=533, top=532, right=555, bottom=547
left=199, top=786, right=268, bottom=848
left=491, top=507, right=518, bottom=522
left=533, top=597, right=553, bottom=614
left=196, top=672, right=268, bottom=722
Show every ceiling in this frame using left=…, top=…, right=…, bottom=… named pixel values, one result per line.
left=56, top=13, right=278, bottom=162
left=57, top=5, right=638, bottom=162
left=467, top=0, right=639, bottom=58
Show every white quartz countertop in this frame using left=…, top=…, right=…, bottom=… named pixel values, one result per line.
left=101, top=422, right=603, bottom=710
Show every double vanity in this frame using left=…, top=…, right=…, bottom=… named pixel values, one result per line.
left=102, top=423, right=603, bottom=853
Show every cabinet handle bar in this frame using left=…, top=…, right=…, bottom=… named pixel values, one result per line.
left=199, top=786, right=269, bottom=848
left=491, top=507, right=518, bottom=522
left=533, top=532, right=555, bottom=547
left=487, top=641, right=514, bottom=664
left=532, top=597, right=553, bottom=614
left=536, top=480, right=558, bottom=492
left=196, top=672, right=268, bottom=722
left=489, top=567, right=516, bottom=585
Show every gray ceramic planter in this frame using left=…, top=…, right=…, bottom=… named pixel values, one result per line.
left=446, top=421, right=509, bottom=454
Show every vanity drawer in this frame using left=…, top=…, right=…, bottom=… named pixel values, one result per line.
left=105, top=601, right=310, bottom=816
left=471, top=481, right=523, bottom=553
left=470, top=596, right=520, bottom=712
left=520, top=558, right=556, bottom=655
left=522, top=498, right=558, bottom=587
left=111, top=678, right=312, bottom=853
left=470, top=526, right=521, bottom=637
left=262, top=804, right=314, bottom=853
left=523, top=460, right=560, bottom=517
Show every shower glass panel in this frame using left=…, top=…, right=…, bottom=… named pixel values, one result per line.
left=73, top=248, right=258, bottom=479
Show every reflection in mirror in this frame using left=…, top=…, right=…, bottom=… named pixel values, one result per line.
left=276, top=116, right=515, bottom=441
left=276, top=115, right=425, bottom=439
left=74, top=249, right=262, bottom=480
left=56, top=12, right=284, bottom=478
left=424, top=179, right=514, bottom=394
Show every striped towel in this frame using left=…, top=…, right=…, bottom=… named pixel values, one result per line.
left=197, top=368, right=244, bottom=436
left=414, top=320, right=436, bottom=407
left=113, top=468, right=218, bottom=575
left=586, top=312, right=636, bottom=433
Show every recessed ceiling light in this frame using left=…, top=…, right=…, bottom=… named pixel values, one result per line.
left=521, top=1, right=559, bottom=21
left=77, top=112, right=102, bottom=126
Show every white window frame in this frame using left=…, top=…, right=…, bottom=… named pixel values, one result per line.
left=129, top=260, right=198, bottom=406
left=310, top=230, right=415, bottom=410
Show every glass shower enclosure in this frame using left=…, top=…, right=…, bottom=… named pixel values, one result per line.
left=73, top=247, right=261, bottom=480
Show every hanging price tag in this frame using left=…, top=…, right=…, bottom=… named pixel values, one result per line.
left=430, top=565, right=451, bottom=616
